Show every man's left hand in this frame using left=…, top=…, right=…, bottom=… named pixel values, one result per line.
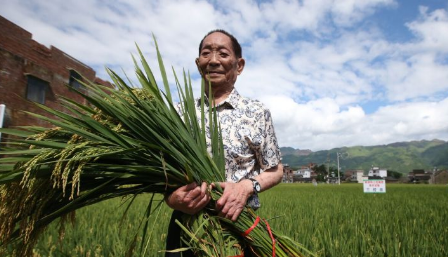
left=215, top=180, right=253, bottom=221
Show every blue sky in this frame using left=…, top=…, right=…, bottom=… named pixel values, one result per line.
left=1, top=0, right=448, bottom=151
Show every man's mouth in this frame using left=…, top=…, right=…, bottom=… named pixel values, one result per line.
left=207, top=70, right=223, bottom=75
left=206, top=72, right=223, bottom=78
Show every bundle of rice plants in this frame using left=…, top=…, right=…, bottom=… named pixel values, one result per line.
left=0, top=39, right=315, bottom=257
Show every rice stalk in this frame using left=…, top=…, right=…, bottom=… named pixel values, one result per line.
left=0, top=38, right=315, bottom=257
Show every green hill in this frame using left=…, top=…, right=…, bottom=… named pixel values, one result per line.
left=281, top=139, right=448, bottom=173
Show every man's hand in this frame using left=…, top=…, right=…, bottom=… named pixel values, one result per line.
left=165, top=182, right=211, bottom=215
left=215, top=180, right=253, bottom=222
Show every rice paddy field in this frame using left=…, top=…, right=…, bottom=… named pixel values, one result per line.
left=23, top=184, right=448, bottom=256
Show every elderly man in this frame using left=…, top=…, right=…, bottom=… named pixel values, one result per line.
left=165, top=29, right=283, bottom=257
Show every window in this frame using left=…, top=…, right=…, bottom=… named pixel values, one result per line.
left=69, top=70, right=83, bottom=90
left=26, top=76, right=48, bottom=104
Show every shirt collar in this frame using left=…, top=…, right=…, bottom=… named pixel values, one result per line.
left=220, top=88, right=240, bottom=109
left=197, top=88, right=241, bottom=109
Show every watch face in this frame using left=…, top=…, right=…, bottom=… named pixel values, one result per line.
left=250, top=178, right=261, bottom=193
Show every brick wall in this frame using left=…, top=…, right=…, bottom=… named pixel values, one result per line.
left=0, top=15, right=111, bottom=133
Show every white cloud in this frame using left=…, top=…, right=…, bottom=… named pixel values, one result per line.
left=260, top=0, right=331, bottom=33
left=263, top=96, right=366, bottom=149
left=1, top=0, right=448, bottom=151
left=380, top=7, right=448, bottom=101
left=331, top=0, right=396, bottom=27
left=384, top=53, right=448, bottom=101
left=407, top=6, right=448, bottom=53
left=364, top=98, right=448, bottom=139
left=267, top=95, right=448, bottom=150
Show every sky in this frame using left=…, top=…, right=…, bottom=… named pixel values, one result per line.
left=1, top=0, right=448, bottom=151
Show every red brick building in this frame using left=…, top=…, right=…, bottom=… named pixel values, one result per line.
left=0, top=15, right=111, bottom=137
left=282, top=164, right=293, bottom=183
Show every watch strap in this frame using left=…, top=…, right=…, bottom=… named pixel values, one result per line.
left=249, top=178, right=261, bottom=193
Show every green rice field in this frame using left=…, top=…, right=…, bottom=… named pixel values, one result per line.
left=21, top=184, right=448, bottom=256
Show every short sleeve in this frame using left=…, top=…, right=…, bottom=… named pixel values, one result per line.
left=252, top=108, right=282, bottom=172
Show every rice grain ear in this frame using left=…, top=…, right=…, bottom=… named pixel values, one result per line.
left=0, top=37, right=314, bottom=257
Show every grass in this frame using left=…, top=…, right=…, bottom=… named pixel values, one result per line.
left=19, top=184, right=448, bottom=257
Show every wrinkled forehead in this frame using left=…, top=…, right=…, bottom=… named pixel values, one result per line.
left=200, top=32, right=234, bottom=53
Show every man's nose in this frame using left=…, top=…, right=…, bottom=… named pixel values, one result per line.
left=209, top=52, right=219, bottom=64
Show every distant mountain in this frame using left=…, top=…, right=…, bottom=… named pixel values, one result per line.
left=280, top=147, right=312, bottom=156
left=281, top=139, right=448, bottom=173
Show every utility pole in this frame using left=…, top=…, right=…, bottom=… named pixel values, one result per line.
left=433, top=166, right=437, bottom=184
left=326, top=152, right=330, bottom=184
left=337, top=152, right=341, bottom=185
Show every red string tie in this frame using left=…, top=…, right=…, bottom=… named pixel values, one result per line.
left=263, top=218, right=276, bottom=257
left=240, top=216, right=276, bottom=257
left=242, top=216, right=260, bottom=237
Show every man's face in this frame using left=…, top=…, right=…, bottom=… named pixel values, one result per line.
left=197, top=32, right=244, bottom=89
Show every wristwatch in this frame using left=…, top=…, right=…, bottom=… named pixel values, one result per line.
left=249, top=178, right=261, bottom=194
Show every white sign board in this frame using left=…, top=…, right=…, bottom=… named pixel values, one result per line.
left=363, top=179, right=386, bottom=193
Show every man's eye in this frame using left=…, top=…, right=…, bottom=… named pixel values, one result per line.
left=220, top=53, right=229, bottom=57
left=201, top=51, right=210, bottom=56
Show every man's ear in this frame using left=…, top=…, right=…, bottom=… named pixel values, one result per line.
left=237, top=58, right=245, bottom=75
left=195, top=58, right=204, bottom=76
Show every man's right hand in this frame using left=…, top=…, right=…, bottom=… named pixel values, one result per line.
left=164, top=182, right=211, bottom=215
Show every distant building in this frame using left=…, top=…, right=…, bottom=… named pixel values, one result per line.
left=434, top=170, right=448, bottom=184
left=368, top=167, right=387, bottom=178
left=408, top=169, right=432, bottom=183
left=407, top=168, right=448, bottom=184
left=295, top=168, right=311, bottom=178
left=357, top=171, right=368, bottom=184
left=0, top=15, right=111, bottom=140
left=282, top=164, right=293, bottom=183
left=304, top=163, right=317, bottom=170
left=293, top=168, right=316, bottom=182
left=344, top=169, right=364, bottom=183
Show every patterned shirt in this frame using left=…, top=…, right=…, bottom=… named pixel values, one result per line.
left=194, top=89, right=282, bottom=209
